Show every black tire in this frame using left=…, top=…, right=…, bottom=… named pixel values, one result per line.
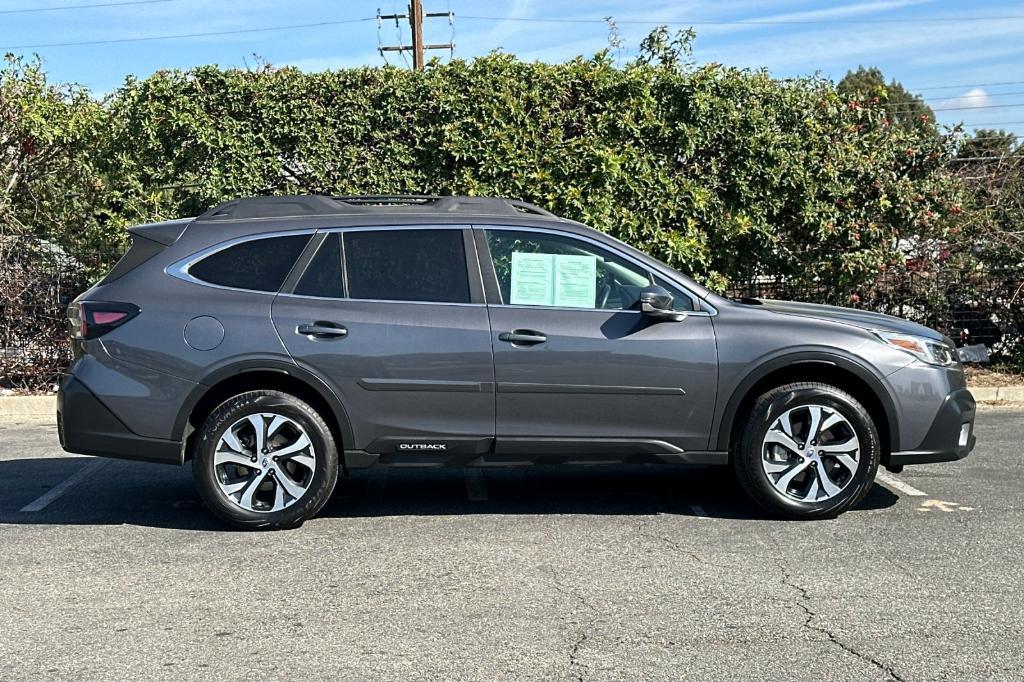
left=192, top=390, right=339, bottom=530
left=732, top=382, right=880, bottom=520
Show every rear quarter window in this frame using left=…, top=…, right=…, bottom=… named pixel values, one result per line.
left=189, top=234, right=311, bottom=292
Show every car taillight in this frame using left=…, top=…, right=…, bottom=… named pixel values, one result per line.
left=68, top=301, right=140, bottom=340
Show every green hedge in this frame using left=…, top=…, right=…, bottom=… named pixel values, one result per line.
left=3, top=37, right=959, bottom=291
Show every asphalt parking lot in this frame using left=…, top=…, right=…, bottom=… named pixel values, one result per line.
left=0, top=407, right=1021, bottom=681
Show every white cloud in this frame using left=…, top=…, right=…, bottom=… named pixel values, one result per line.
left=938, top=88, right=993, bottom=111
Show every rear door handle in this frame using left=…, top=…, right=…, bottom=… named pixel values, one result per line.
left=297, top=322, right=348, bottom=339
left=499, top=329, right=547, bottom=346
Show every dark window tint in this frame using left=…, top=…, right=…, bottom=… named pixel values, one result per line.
left=344, top=229, right=469, bottom=303
left=294, top=233, right=343, bottom=298
left=190, top=235, right=310, bottom=292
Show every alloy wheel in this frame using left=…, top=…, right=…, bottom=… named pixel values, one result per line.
left=761, top=404, right=861, bottom=503
left=213, top=412, right=316, bottom=513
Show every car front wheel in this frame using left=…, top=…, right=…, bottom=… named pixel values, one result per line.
left=733, top=382, right=880, bottom=519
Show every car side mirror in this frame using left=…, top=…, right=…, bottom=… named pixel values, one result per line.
left=639, top=285, right=687, bottom=322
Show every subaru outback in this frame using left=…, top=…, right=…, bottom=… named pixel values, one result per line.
left=58, top=195, right=976, bottom=529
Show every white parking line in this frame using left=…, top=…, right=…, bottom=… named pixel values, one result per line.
left=20, top=458, right=108, bottom=513
left=465, top=469, right=488, bottom=501
left=875, top=471, right=927, bottom=497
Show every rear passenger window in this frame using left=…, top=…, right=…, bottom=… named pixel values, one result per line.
left=344, top=229, right=470, bottom=303
left=190, top=234, right=310, bottom=292
left=294, top=233, right=343, bottom=298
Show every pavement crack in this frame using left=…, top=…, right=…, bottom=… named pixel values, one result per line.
left=568, top=630, right=588, bottom=682
left=543, top=565, right=599, bottom=681
left=635, top=519, right=733, bottom=570
left=545, top=564, right=600, bottom=615
left=778, top=562, right=906, bottom=682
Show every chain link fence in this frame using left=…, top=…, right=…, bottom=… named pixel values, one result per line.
left=2, top=235, right=1022, bottom=392
left=0, top=237, right=122, bottom=393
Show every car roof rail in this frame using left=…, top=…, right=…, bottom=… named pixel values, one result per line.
left=332, top=194, right=442, bottom=206
left=200, top=195, right=344, bottom=220
left=199, top=194, right=561, bottom=220
left=332, top=194, right=558, bottom=217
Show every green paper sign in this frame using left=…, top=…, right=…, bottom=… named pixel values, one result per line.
left=553, top=254, right=597, bottom=308
left=509, top=252, right=597, bottom=308
left=510, top=252, right=555, bottom=306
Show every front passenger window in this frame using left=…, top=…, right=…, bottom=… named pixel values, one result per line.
left=483, top=230, right=694, bottom=312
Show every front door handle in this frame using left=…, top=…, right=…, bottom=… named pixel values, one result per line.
left=297, top=322, right=348, bottom=339
left=499, top=329, right=547, bottom=346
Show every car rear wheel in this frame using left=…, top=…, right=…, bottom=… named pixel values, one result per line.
left=192, top=390, right=339, bottom=530
left=733, top=382, right=880, bottom=519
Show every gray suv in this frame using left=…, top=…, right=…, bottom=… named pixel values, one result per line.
left=58, top=195, right=976, bottom=529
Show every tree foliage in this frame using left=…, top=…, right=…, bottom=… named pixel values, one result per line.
left=957, top=128, right=1019, bottom=160
left=837, top=65, right=936, bottom=135
left=950, top=130, right=1024, bottom=267
left=0, top=55, right=106, bottom=243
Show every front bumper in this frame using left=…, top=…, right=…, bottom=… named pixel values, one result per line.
left=888, top=388, right=976, bottom=465
left=57, top=375, right=184, bottom=465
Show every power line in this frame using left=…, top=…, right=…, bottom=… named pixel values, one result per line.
left=387, top=0, right=410, bottom=68
left=910, top=80, right=1024, bottom=93
left=869, top=101, right=1024, bottom=115
left=459, top=13, right=1024, bottom=26
left=0, top=0, right=177, bottom=14
left=961, top=120, right=1024, bottom=127
left=933, top=102, right=1024, bottom=112
left=0, top=17, right=375, bottom=49
left=924, top=90, right=1024, bottom=102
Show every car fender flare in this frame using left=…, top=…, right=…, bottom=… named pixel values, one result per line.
left=713, top=349, right=900, bottom=452
left=171, top=356, right=355, bottom=449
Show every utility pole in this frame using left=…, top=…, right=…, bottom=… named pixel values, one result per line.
left=409, top=0, right=425, bottom=70
left=378, top=1, right=454, bottom=69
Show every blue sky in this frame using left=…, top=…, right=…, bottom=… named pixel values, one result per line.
left=3, top=0, right=1024, bottom=135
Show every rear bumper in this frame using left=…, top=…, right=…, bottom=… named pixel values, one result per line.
left=57, top=375, right=184, bottom=465
left=889, top=388, right=976, bottom=466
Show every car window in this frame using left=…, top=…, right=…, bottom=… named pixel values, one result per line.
left=483, top=229, right=694, bottom=311
left=294, top=233, right=343, bottom=298
left=189, top=234, right=311, bottom=292
left=343, top=229, right=470, bottom=303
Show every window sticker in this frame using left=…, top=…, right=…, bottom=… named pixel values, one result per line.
left=510, top=252, right=555, bottom=305
left=509, top=252, right=597, bottom=308
left=553, top=254, right=597, bottom=308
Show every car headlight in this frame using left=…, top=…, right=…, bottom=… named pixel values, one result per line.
left=871, top=330, right=958, bottom=367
